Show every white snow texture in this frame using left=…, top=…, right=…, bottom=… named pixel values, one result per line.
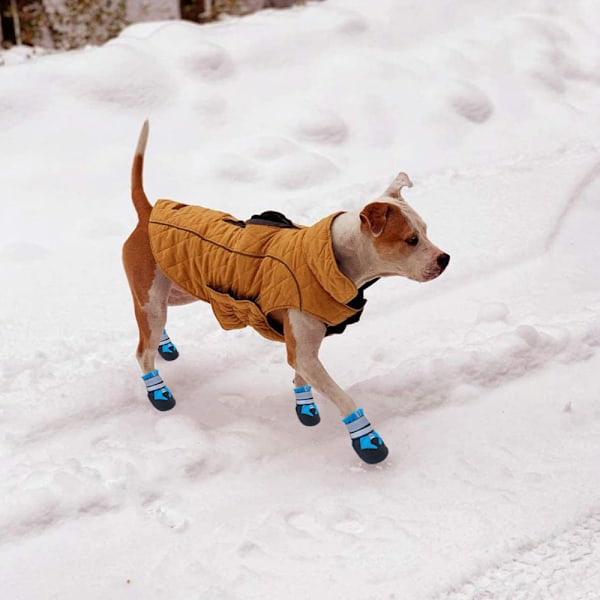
left=1, top=1, right=600, bottom=599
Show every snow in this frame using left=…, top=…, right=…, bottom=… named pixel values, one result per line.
left=1, top=0, right=600, bottom=598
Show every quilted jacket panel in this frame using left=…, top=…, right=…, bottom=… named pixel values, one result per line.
left=148, top=200, right=360, bottom=342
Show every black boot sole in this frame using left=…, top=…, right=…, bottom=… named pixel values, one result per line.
left=352, top=438, right=389, bottom=464
left=148, top=392, right=176, bottom=411
left=295, top=405, right=321, bottom=426
left=158, top=347, right=179, bottom=361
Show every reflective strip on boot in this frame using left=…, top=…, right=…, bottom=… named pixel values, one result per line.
left=142, top=369, right=176, bottom=411
left=343, top=408, right=374, bottom=438
left=294, top=384, right=320, bottom=426
left=158, top=329, right=178, bottom=358
left=344, top=408, right=389, bottom=464
left=142, top=369, right=173, bottom=402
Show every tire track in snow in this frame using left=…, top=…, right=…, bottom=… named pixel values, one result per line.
left=434, top=511, right=600, bottom=600
left=545, top=157, right=600, bottom=250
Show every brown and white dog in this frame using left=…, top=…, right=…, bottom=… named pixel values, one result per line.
left=123, top=121, right=449, bottom=464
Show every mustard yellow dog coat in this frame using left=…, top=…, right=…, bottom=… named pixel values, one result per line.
left=149, top=200, right=372, bottom=342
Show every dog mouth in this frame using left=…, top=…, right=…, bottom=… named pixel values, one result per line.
left=421, top=253, right=450, bottom=282
left=420, top=267, right=444, bottom=282
left=421, top=269, right=443, bottom=283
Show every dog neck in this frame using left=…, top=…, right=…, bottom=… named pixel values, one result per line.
left=331, top=212, right=382, bottom=288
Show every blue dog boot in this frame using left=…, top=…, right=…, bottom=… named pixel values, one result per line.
left=158, top=329, right=179, bottom=361
left=142, top=369, right=176, bottom=411
left=343, top=408, right=388, bottom=464
left=294, top=385, right=320, bottom=426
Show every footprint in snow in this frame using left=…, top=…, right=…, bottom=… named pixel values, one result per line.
left=293, top=107, right=348, bottom=144
left=271, top=151, right=339, bottom=190
left=210, top=153, right=262, bottom=183
left=285, top=510, right=322, bottom=534
left=331, top=507, right=365, bottom=535
left=243, top=135, right=300, bottom=161
left=332, top=517, right=365, bottom=535
left=147, top=501, right=188, bottom=531
left=184, top=43, right=235, bottom=81
left=476, top=302, right=509, bottom=323
left=448, top=81, right=494, bottom=123
left=336, top=13, right=368, bottom=35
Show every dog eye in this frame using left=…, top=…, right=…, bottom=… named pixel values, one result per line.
left=406, top=236, right=419, bottom=246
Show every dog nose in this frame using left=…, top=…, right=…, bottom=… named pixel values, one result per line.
left=437, top=253, right=450, bottom=270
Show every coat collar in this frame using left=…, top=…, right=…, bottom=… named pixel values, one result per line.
left=301, top=212, right=360, bottom=307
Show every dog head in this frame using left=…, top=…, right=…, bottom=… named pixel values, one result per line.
left=359, top=172, right=449, bottom=282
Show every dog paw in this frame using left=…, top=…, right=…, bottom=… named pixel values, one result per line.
left=351, top=431, right=389, bottom=464
left=158, top=330, right=179, bottom=361
left=147, top=387, right=176, bottom=412
left=158, top=342, right=179, bottom=361
left=294, top=385, right=320, bottom=426
left=295, top=402, right=321, bottom=426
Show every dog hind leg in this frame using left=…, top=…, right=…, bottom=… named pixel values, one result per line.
left=123, top=120, right=176, bottom=411
left=123, top=226, right=176, bottom=411
left=137, top=267, right=176, bottom=411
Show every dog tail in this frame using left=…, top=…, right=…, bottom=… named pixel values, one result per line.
left=131, top=119, right=152, bottom=220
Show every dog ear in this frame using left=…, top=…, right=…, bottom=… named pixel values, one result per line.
left=384, top=172, right=413, bottom=199
left=360, top=202, right=391, bottom=237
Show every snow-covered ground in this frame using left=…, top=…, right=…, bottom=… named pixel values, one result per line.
left=1, top=1, right=600, bottom=598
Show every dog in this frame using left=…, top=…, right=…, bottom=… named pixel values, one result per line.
left=122, top=121, right=449, bottom=464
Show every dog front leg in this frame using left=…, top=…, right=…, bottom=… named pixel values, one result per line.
left=283, top=309, right=389, bottom=464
